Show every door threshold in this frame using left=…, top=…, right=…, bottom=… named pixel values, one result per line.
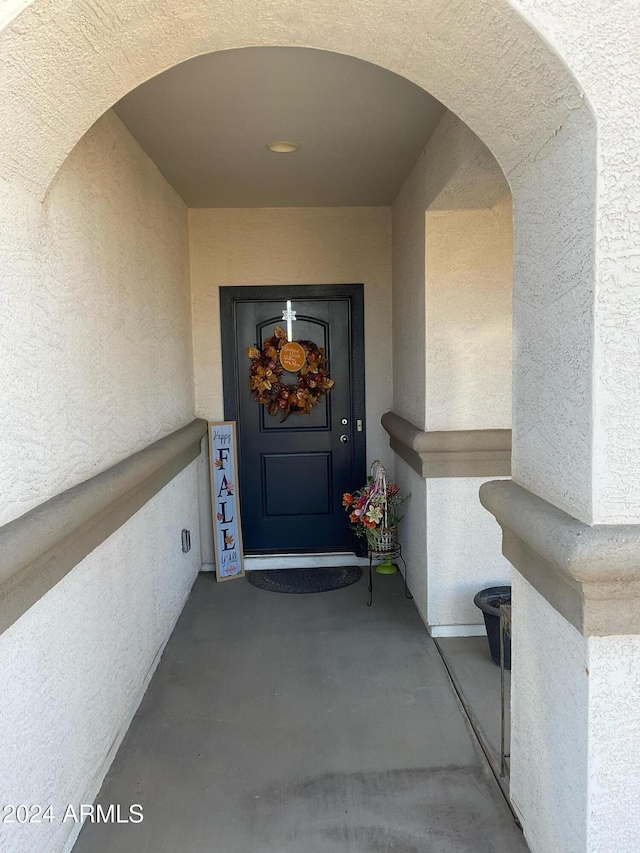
left=245, top=552, right=369, bottom=571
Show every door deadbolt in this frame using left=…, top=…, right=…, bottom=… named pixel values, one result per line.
left=340, top=434, right=349, bottom=443
left=341, top=418, right=348, bottom=425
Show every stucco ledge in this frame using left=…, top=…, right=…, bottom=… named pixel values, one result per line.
left=0, top=419, right=208, bottom=637
left=381, top=411, right=511, bottom=478
left=480, top=480, right=640, bottom=637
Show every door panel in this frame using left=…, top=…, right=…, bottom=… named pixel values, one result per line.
left=255, top=313, right=331, bottom=432
left=221, top=285, right=365, bottom=554
left=262, top=453, right=332, bottom=517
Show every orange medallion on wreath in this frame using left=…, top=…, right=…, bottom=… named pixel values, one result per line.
left=279, top=341, right=306, bottom=372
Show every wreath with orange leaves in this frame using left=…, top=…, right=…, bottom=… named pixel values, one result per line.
left=247, top=326, right=335, bottom=422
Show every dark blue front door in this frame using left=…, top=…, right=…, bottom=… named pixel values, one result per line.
left=221, top=285, right=366, bottom=554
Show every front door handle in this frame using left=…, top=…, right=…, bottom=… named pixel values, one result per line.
left=340, top=434, right=349, bottom=444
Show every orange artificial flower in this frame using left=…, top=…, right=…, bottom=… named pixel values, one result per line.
left=343, top=493, right=354, bottom=506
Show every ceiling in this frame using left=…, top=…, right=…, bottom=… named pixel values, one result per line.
left=114, top=47, right=446, bottom=208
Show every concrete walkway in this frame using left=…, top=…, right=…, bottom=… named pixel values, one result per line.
left=75, top=572, right=527, bottom=853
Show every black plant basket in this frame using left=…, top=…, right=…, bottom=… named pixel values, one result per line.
left=474, top=585, right=511, bottom=669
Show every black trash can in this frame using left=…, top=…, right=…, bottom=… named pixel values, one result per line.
left=473, top=586, right=511, bottom=669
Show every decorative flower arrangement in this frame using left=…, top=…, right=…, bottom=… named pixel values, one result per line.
left=247, top=326, right=334, bottom=422
left=343, top=460, right=408, bottom=552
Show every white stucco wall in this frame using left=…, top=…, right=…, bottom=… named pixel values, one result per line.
left=0, top=110, right=202, bottom=853
left=511, top=570, right=640, bottom=853
left=514, top=0, right=640, bottom=525
left=424, top=183, right=513, bottom=632
left=390, top=145, right=429, bottom=619
left=587, top=634, right=640, bottom=852
left=0, top=462, right=201, bottom=853
left=510, top=570, right=589, bottom=853
left=1, top=109, right=194, bottom=528
left=391, top=115, right=513, bottom=632
left=391, top=152, right=427, bottom=429
left=392, top=113, right=512, bottom=432
left=426, top=479, right=511, bottom=630
left=391, top=472, right=512, bottom=636
left=422, top=111, right=511, bottom=213
left=392, top=457, right=428, bottom=623
left=0, top=1, right=29, bottom=28
left=510, top=563, right=640, bottom=853
left=426, top=196, right=512, bottom=431
left=509, top=105, right=596, bottom=524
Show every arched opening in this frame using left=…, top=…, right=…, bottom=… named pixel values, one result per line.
left=0, top=0, right=596, bottom=524
left=0, top=3, right=606, bottom=852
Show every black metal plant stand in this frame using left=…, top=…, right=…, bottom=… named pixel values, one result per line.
left=500, top=603, right=512, bottom=779
left=367, top=543, right=412, bottom=606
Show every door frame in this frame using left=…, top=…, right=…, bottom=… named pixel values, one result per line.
left=220, top=284, right=367, bottom=554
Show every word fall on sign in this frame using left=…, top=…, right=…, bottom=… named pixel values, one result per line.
left=208, top=422, right=245, bottom=581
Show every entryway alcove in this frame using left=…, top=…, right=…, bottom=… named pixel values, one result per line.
left=2, top=0, right=622, bottom=850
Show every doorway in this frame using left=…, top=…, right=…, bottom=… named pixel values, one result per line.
left=220, top=284, right=366, bottom=554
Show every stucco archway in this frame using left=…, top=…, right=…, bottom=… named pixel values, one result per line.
left=0, top=0, right=597, bottom=526
left=7, top=5, right=640, bottom=853
left=1, top=1, right=584, bottom=196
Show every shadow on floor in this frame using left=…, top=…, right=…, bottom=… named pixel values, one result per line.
left=75, top=572, right=527, bottom=853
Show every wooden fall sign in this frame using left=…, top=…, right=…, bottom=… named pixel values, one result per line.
left=208, top=422, right=245, bottom=582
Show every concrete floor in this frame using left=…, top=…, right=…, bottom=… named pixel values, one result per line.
left=436, top=637, right=510, bottom=784
left=75, top=572, right=527, bottom=853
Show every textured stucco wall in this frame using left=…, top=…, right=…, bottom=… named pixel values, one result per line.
left=392, top=114, right=513, bottom=433
left=0, top=461, right=201, bottom=853
left=426, top=196, right=512, bottom=431
left=392, top=457, right=428, bottom=624
left=0, top=0, right=30, bottom=28
left=0, top=110, right=194, bottom=527
left=392, top=116, right=513, bottom=631
left=510, top=570, right=589, bottom=853
left=427, top=479, right=512, bottom=629
left=190, top=206, right=392, bottom=464
left=393, top=471, right=512, bottom=633
left=514, top=0, right=640, bottom=523
left=509, top=105, right=596, bottom=523
left=512, top=570, right=640, bottom=853
left=0, top=110, right=201, bottom=853
left=588, top=635, right=640, bottom=852
left=391, top=152, right=428, bottom=429
left=422, top=111, right=510, bottom=213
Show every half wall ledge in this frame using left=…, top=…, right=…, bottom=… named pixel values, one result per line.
left=0, top=418, right=208, bottom=637
left=381, top=411, right=511, bottom=478
left=480, top=480, right=640, bottom=637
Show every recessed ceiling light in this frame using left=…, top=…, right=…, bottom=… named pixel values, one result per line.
left=266, top=141, right=300, bottom=153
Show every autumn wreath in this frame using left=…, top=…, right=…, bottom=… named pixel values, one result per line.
left=247, top=326, right=334, bottom=421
